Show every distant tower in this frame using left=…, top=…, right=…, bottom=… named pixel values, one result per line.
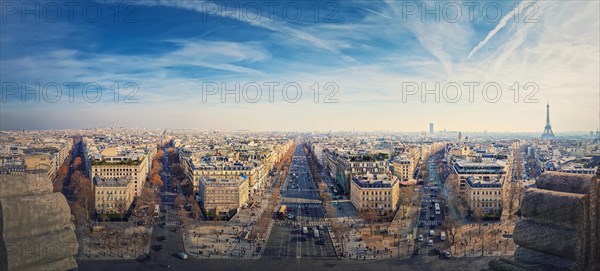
left=458, top=131, right=462, bottom=142
left=429, top=123, right=434, bottom=134
left=541, top=102, right=555, bottom=140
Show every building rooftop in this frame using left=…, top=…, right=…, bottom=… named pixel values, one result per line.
left=94, top=175, right=132, bottom=187
left=202, top=176, right=247, bottom=187
left=464, top=176, right=503, bottom=188
left=352, top=173, right=397, bottom=188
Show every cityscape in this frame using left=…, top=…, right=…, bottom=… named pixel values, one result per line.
left=1, top=1, right=599, bottom=271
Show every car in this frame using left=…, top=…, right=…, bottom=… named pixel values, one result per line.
left=429, top=230, right=435, bottom=236
left=177, top=252, right=188, bottom=260
left=428, top=240, right=433, bottom=246
left=443, top=251, right=452, bottom=259
left=430, top=215, right=435, bottom=220
left=417, top=235, right=424, bottom=242
left=433, top=248, right=441, bottom=255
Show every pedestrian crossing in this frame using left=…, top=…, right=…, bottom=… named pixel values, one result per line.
left=283, top=188, right=317, bottom=192
left=166, top=221, right=181, bottom=226
left=283, top=203, right=322, bottom=208
left=274, top=221, right=331, bottom=227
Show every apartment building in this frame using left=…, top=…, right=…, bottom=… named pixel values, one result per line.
left=2, top=138, right=73, bottom=180
left=391, top=156, right=415, bottom=181
left=350, top=173, right=400, bottom=214
left=190, top=159, right=257, bottom=192
left=179, top=137, right=293, bottom=194
left=324, top=150, right=389, bottom=194
left=198, top=176, right=249, bottom=217
left=89, top=151, right=148, bottom=197
left=453, top=158, right=507, bottom=216
left=93, top=175, right=135, bottom=214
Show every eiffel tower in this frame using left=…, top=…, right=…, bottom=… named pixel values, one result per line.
left=541, top=102, right=555, bottom=140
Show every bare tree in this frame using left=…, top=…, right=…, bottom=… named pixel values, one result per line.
left=175, top=194, right=186, bottom=209
left=115, top=199, right=128, bottom=221
left=331, top=220, right=350, bottom=254
left=399, top=187, right=414, bottom=219
left=359, top=208, right=379, bottom=235
left=506, top=182, right=518, bottom=219
left=325, top=204, right=337, bottom=218
left=444, top=216, right=459, bottom=255
left=72, top=171, right=95, bottom=224
left=99, top=210, right=109, bottom=222
left=179, top=208, right=190, bottom=228
left=187, top=195, right=201, bottom=221
left=473, top=206, right=485, bottom=255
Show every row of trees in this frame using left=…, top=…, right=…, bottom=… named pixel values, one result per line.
left=53, top=162, right=70, bottom=193
left=72, top=170, right=95, bottom=225
left=149, top=149, right=165, bottom=188
left=247, top=144, right=296, bottom=241
left=506, top=143, right=527, bottom=219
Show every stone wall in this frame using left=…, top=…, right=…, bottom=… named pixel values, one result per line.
left=488, top=172, right=598, bottom=271
left=0, top=174, right=78, bottom=271
left=576, top=175, right=600, bottom=271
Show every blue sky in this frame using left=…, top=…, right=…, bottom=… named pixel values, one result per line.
left=1, top=0, right=599, bottom=132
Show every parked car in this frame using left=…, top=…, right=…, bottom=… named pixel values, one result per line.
left=177, top=252, right=188, bottom=260
left=429, top=230, right=435, bottom=236
left=443, top=251, right=452, bottom=259
left=417, top=235, right=424, bottom=242
left=428, top=240, right=433, bottom=246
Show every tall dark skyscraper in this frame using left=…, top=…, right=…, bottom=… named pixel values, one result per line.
left=541, top=103, right=555, bottom=140
left=429, top=123, right=434, bottom=134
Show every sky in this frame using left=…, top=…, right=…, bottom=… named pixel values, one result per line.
left=1, top=0, right=599, bottom=132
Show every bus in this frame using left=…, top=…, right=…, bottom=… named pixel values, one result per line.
left=275, top=205, right=287, bottom=220
left=434, top=203, right=441, bottom=215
